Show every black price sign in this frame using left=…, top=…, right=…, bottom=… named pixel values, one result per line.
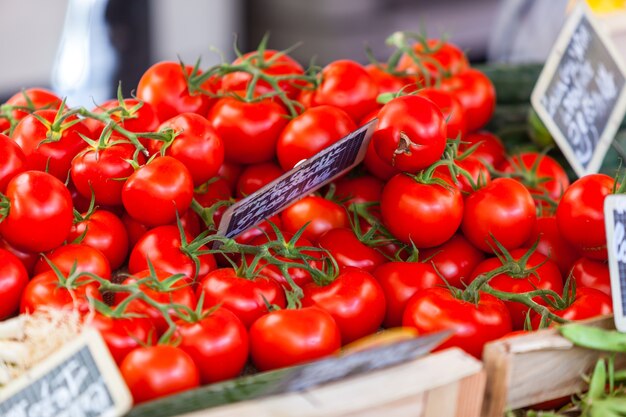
left=217, top=119, right=376, bottom=239
left=531, top=3, right=626, bottom=177
left=0, top=330, right=132, bottom=417
left=605, top=195, right=626, bottom=332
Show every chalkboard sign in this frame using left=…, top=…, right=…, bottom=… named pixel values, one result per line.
left=217, top=119, right=377, bottom=239
left=531, top=3, right=626, bottom=177
left=605, top=195, right=626, bottom=332
left=0, top=330, right=132, bottom=417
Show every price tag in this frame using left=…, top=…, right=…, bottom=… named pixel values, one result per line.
left=0, top=329, right=132, bottom=417
left=217, top=119, right=377, bottom=239
left=531, top=2, right=626, bottom=177
left=604, top=194, right=626, bottom=331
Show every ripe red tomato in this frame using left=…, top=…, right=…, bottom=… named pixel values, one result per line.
left=363, top=132, right=400, bottom=180
left=556, top=174, right=614, bottom=260
left=441, top=69, right=496, bottom=132
left=420, top=234, right=486, bottom=288
left=84, top=98, right=159, bottom=139
left=333, top=175, right=384, bottom=206
left=318, top=228, right=387, bottom=272
left=34, top=244, right=112, bottom=280
left=122, top=156, right=194, bottom=227
left=416, top=88, right=467, bottom=140
left=373, top=261, right=442, bottom=327
left=1, top=88, right=62, bottom=131
left=0, top=133, right=26, bottom=192
left=364, top=64, right=410, bottom=94
left=20, top=270, right=102, bottom=314
left=460, top=131, right=506, bottom=168
left=218, top=161, right=243, bottom=193
left=372, top=95, right=447, bottom=173
left=122, top=212, right=152, bottom=249
left=403, top=287, right=512, bottom=358
left=249, top=306, right=341, bottom=371
left=276, top=105, right=356, bottom=171
left=236, top=162, right=283, bottom=198
left=571, top=257, right=611, bottom=296
left=525, top=216, right=578, bottom=277
left=531, top=287, right=612, bottom=328
left=87, top=313, right=156, bottom=365
left=0, top=171, right=73, bottom=253
left=396, top=39, right=469, bottom=80
left=434, top=157, right=491, bottom=195
left=380, top=174, right=463, bottom=247
left=281, top=196, right=349, bottom=243
left=0, top=249, right=29, bottom=320
left=0, top=237, right=37, bottom=276
left=120, top=345, right=200, bottom=404
left=176, top=308, right=249, bottom=384
left=462, top=178, right=536, bottom=252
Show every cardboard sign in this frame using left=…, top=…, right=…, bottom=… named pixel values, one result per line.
left=0, top=329, right=132, bottom=417
left=531, top=3, right=626, bottom=177
left=604, top=194, right=626, bottom=332
left=217, top=119, right=376, bottom=239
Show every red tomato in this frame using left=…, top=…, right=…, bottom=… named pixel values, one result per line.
left=122, top=212, right=152, bottom=249
left=34, top=244, right=111, bottom=280
left=0, top=237, right=38, bottom=276
left=281, top=196, right=349, bottom=243
left=68, top=210, right=129, bottom=270
left=531, top=287, right=612, bottom=328
left=469, top=250, right=563, bottom=330
left=0, top=171, right=73, bottom=253
left=196, top=268, right=286, bottom=328
left=87, top=313, right=156, bottom=365
left=0, top=249, right=29, bottom=320
left=396, top=39, right=469, bottom=80
left=277, top=105, right=356, bottom=171
left=301, top=268, right=386, bottom=344
left=364, top=64, right=410, bottom=94
left=363, top=132, right=399, bottom=180
left=0, top=133, right=26, bottom=192
left=176, top=308, right=249, bottom=384
left=236, top=162, right=283, bottom=198
left=233, top=214, right=283, bottom=245
left=434, top=157, right=491, bottom=195
left=373, top=261, right=442, bottom=327
left=462, top=178, right=536, bottom=253
left=381, top=174, right=463, bottom=247
left=525, top=216, right=579, bottom=277
left=218, top=161, right=243, bottom=193
left=20, top=270, right=102, bottom=314
left=571, top=257, right=611, bottom=296
left=318, top=228, right=387, bottom=272
left=120, top=345, right=200, bottom=404
left=403, top=287, right=512, bottom=358
left=137, top=61, right=211, bottom=122
left=372, top=95, right=447, bottom=173
left=460, top=131, right=506, bottom=168
left=1, top=88, right=62, bottom=128
left=556, top=174, right=614, bottom=260
left=249, top=306, right=341, bottom=371
left=332, top=175, right=384, bottom=206
left=416, top=88, right=467, bottom=140
left=84, top=98, right=159, bottom=139
left=122, top=156, right=194, bottom=227
left=420, top=234, right=486, bottom=288
left=194, top=177, right=232, bottom=209
left=441, top=69, right=496, bottom=132
left=208, top=97, right=288, bottom=164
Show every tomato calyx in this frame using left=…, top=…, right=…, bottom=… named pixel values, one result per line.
left=0, top=193, right=10, bottom=222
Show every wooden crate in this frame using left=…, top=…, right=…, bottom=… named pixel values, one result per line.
left=131, top=347, right=485, bottom=417
left=481, top=315, right=618, bottom=417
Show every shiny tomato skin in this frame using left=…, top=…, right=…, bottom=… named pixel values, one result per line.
left=416, top=88, right=467, bottom=140
left=403, top=287, right=512, bottom=358
left=434, top=157, right=491, bottom=195
left=396, top=40, right=469, bottom=80
left=0, top=249, right=29, bottom=320
left=250, top=306, right=341, bottom=371
left=0, top=237, right=37, bottom=276
left=373, top=261, right=442, bottom=328
left=120, top=345, right=200, bottom=404
left=525, top=216, right=578, bottom=277
left=20, top=270, right=102, bottom=314
left=176, top=308, right=249, bottom=384
left=236, top=162, right=283, bottom=198
left=84, top=98, right=159, bottom=139
left=556, top=174, right=613, bottom=260
left=0, top=171, right=73, bottom=253
left=460, top=131, right=506, bottom=168
left=365, top=64, right=411, bottom=94
left=2, top=88, right=62, bottom=127
left=277, top=105, right=356, bottom=171
left=420, top=234, right=486, bottom=288
left=441, top=69, right=496, bottom=133
left=380, top=174, right=463, bottom=248
left=0, top=133, right=26, bottom=192
left=363, top=131, right=400, bottom=180
left=87, top=313, right=156, bottom=365
left=34, top=244, right=111, bottom=280
left=462, top=178, right=536, bottom=253
left=281, top=196, right=349, bottom=243
left=122, top=156, right=194, bottom=227
left=531, top=287, right=612, bottom=329
left=571, top=257, right=611, bottom=296
left=318, top=228, right=387, bottom=272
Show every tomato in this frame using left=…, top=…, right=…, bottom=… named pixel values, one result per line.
left=122, top=156, right=194, bottom=227
left=312, top=60, right=378, bottom=122
left=460, top=131, right=506, bottom=168
left=420, top=234, right=486, bottom=288
left=571, top=257, right=611, bottom=296
left=87, top=313, right=156, bottom=365
left=301, top=268, right=386, bottom=344
left=176, top=308, right=249, bottom=383
left=197, top=268, right=286, bottom=328
left=68, top=210, right=129, bottom=270
left=469, top=250, right=563, bottom=330
left=441, top=69, right=496, bottom=132
left=249, top=306, right=341, bottom=371
left=1, top=88, right=62, bottom=130
left=122, top=212, right=152, bottom=249
left=0, top=133, right=26, bottom=192
left=236, top=162, right=283, bottom=198
left=208, top=97, right=288, bottom=165
left=525, top=216, right=579, bottom=277
left=434, top=157, right=491, bottom=195
left=20, top=270, right=102, bottom=314
left=462, top=178, right=536, bottom=253
left=12, top=110, right=90, bottom=180
left=128, top=225, right=216, bottom=282
left=373, top=261, right=442, bottom=327
left=137, top=61, right=212, bottom=122
left=218, top=161, right=243, bottom=193
left=194, top=177, right=232, bottom=211
left=276, top=105, right=356, bottom=171
left=281, top=196, right=349, bottom=243
left=0, top=249, right=29, bottom=320
left=381, top=174, right=463, bottom=247
left=120, top=345, right=200, bottom=404
left=416, top=88, right=467, bottom=140
left=364, top=64, right=410, bottom=94
left=318, top=228, right=387, bottom=272
left=372, top=95, right=447, bottom=173
left=403, top=287, right=512, bottom=358
left=556, top=174, right=614, bottom=260
left=152, top=113, right=224, bottom=186
left=396, top=39, right=469, bottom=81
left=0, top=171, right=73, bottom=253
left=84, top=98, right=159, bottom=139
left=0, top=237, right=37, bottom=276
left=234, top=214, right=283, bottom=245
left=363, top=132, right=399, bottom=180
left=531, top=287, right=612, bottom=329
left=34, top=244, right=112, bottom=280
left=333, top=175, right=384, bottom=206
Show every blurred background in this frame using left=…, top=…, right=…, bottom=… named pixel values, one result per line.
left=1, top=0, right=625, bottom=107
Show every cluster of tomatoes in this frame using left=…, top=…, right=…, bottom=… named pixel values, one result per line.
left=0, top=32, right=617, bottom=405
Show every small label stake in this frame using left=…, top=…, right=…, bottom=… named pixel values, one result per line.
left=605, top=195, right=626, bottom=332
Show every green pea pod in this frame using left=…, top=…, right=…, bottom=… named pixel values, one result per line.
left=588, top=399, right=626, bottom=417
left=587, top=359, right=607, bottom=401
left=560, top=324, right=626, bottom=352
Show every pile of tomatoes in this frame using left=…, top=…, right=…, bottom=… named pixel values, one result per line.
left=0, top=32, right=616, bottom=404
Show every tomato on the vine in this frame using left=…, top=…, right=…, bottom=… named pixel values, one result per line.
left=87, top=313, right=156, bottom=365
left=0, top=248, right=29, bottom=320
left=441, top=69, right=496, bottom=133
left=318, top=228, right=387, bottom=272
left=34, top=244, right=112, bottom=280
left=281, top=196, right=349, bottom=243
left=20, top=270, right=102, bottom=314
left=420, top=234, right=485, bottom=288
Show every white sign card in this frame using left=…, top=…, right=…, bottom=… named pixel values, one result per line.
left=604, top=194, right=626, bottom=332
